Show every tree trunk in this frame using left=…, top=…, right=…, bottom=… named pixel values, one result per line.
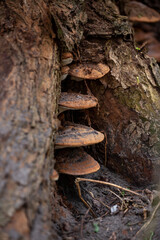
left=0, top=0, right=60, bottom=239
left=1, top=0, right=160, bottom=239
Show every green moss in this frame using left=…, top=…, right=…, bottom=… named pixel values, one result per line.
left=139, top=116, right=148, bottom=123
left=114, top=82, right=160, bottom=121
left=149, top=123, right=156, bottom=135
left=114, top=86, right=141, bottom=110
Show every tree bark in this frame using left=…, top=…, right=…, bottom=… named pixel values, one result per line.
left=0, top=0, right=60, bottom=239
left=1, top=0, right=160, bottom=239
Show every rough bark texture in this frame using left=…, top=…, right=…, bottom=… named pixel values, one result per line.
left=88, top=41, right=160, bottom=185
left=0, top=0, right=60, bottom=239
left=1, top=0, right=160, bottom=239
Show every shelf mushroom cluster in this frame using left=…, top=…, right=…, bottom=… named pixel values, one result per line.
left=53, top=53, right=110, bottom=178
left=124, top=1, right=160, bottom=62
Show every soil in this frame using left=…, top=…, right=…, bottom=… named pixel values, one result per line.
left=53, top=164, right=160, bottom=240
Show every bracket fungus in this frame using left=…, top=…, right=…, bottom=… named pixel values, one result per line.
left=55, top=148, right=100, bottom=175
left=61, top=52, right=73, bottom=66
left=55, top=123, right=104, bottom=149
left=58, top=92, right=98, bottom=113
left=125, top=1, right=160, bottom=23
left=51, top=169, right=59, bottom=181
left=60, top=66, right=70, bottom=81
left=69, top=63, right=110, bottom=81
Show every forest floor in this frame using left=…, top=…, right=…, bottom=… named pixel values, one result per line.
left=54, top=165, right=160, bottom=240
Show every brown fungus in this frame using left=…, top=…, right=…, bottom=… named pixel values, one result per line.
left=55, top=123, right=104, bottom=149
left=61, top=52, right=73, bottom=66
left=125, top=1, right=160, bottom=23
left=60, top=66, right=70, bottom=81
left=58, top=92, right=98, bottom=113
left=55, top=148, right=100, bottom=175
left=69, top=63, right=110, bottom=81
left=51, top=169, right=59, bottom=181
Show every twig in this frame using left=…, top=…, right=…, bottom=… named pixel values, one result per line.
left=84, top=109, right=91, bottom=127
left=108, top=189, right=128, bottom=210
left=98, top=211, right=108, bottom=218
left=75, top=179, right=96, bottom=217
left=133, top=201, right=160, bottom=239
left=84, top=80, right=93, bottom=96
left=87, top=190, right=110, bottom=210
left=75, top=178, right=143, bottom=197
left=75, top=177, right=145, bottom=218
left=80, top=208, right=90, bottom=239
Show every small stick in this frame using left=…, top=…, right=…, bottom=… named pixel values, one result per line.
left=88, top=190, right=110, bottom=210
left=75, top=178, right=143, bottom=217
left=108, top=189, right=128, bottom=209
left=75, top=178, right=147, bottom=218
left=84, top=80, right=93, bottom=96
left=75, top=178, right=143, bottom=197
left=75, top=180, right=96, bottom=217
left=84, top=109, right=91, bottom=127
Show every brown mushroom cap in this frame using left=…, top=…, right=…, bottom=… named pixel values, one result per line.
left=125, top=1, right=160, bottom=23
left=61, top=66, right=70, bottom=75
left=69, top=63, right=110, bottom=81
left=61, top=52, right=73, bottom=66
left=59, top=92, right=98, bottom=113
left=51, top=169, right=59, bottom=181
left=61, top=66, right=70, bottom=81
left=55, top=148, right=100, bottom=175
left=55, top=123, right=104, bottom=149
